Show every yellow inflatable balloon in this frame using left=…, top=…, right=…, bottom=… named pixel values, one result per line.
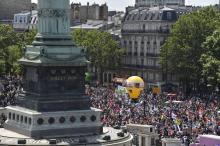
left=125, top=76, right=144, bottom=100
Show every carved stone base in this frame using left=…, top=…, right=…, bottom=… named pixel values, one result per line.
left=17, top=94, right=91, bottom=112
left=4, top=106, right=103, bottom=139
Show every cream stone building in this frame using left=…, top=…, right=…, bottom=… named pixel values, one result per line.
left=101, top=0, right=192, bottom=88
left=119, top=5, right=189, bottom=87
left=135, top=0, right=185, bottom=7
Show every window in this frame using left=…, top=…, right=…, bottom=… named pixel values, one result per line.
left=19, top=17, right=22, bottom=23
left=141, top=47, right=144, bottom=56
left=155, top=60, right=160, bottom=66
left=24, top=117, right=27, bottom=123
left=150, top=13, right=155, bottom=20
left=9, top=113, right=11, bottom=119
left=29, top=118, right=32, bottom=125
left=134, top=47, right=138, bottom=56
left=149, top=73, right=154, bottom=80
left=21, top=116, right=23, bottom=123
left=139, top=14, right=143, bottom=20
left=29, top=16, right=32, bottom=23
left=144, top=13, right=149, bottom=20
left=15, top=16, right=18, bottom=23
left=108, top=74, right=111, bottom=83
left=155, top=74, right=159, bottom=80
left=148, top=59, right=154, bottom=66
left=104, top=73, right=107, bottom=82
left=141, top=59, right=144, bottom=66
left=167, top=12, right=172, bottom=20
left=132, top=14, right=137, bottom=20
left=16, top=115, right=19, bottom=122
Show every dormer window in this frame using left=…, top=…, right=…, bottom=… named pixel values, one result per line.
left=167, top=12, right=172, bottom=20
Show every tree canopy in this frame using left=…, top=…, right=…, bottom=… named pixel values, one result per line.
left=200, top=28, right=220, bottom=89
left=72, top=29, right=124, bottom=83
left=0, top=24, right=36, bottom=75
left=160, top=7, right=220, bottom=93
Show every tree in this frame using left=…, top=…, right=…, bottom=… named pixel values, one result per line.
left=0, top=24, right=36, bottom=75
left=24, top=29, right=37, bottom=45
left=160, top=7, right=220, bottom=94
left=72, top=29, right=124, bottom=83
left=200, top=28, right=220, bottom=90
left=0, top=24, right=22, bottom=74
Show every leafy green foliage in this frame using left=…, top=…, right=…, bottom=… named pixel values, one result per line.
left=200, top=28, right=220, bottom=87
left=72, top=29, right=124, bottom=82
left=0, top=24, right=36, bottom=75
left=24, top=29, right=37, bottom=45
left=160, top=7, right=220, bottom=91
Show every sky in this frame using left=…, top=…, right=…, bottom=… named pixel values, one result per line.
left=32, top=0, right=219, bottom=11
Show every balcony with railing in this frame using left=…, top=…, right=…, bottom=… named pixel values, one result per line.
left=140, top=52, right=144, bottom=56
left=123, top=64, right=161, bottom=70
left=121, top=28, right=170, bottom=34
left=146, top=53, right=160, bottom=57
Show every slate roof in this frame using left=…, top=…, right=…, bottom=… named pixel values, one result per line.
left=124, top=6, right=189, bottom=22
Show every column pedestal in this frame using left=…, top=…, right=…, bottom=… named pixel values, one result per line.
left=5, top=106, right=103, bottom=138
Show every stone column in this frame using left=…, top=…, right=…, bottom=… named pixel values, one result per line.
left=37, top=0, right=70, bottom=35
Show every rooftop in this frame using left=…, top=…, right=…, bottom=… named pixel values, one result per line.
left=124, top=6, right=190, bottom=22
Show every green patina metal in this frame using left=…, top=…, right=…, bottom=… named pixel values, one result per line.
left=19, top=0, right=87, bottom=66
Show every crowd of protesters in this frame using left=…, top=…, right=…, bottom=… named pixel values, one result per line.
left=0, top=75, right=22, bottom=107
left=0, top=75, right=22, bottom=127
left=86, top=85, right=220, bottom=145
left=0, top=76, right=219, bottom=145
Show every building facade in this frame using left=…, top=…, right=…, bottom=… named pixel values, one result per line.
left=70, top=3, right=81, bottom=24
left=13, top=11, right=38, bottom=31
left=120, top=6, right=188, bottom=87
left=135, top=0, right=185, bottom=7
left=70, top=3, right=108, bottom=24
left=127, top=124, right=160, bottom=146
left=0, top=0, right=31, bottom=20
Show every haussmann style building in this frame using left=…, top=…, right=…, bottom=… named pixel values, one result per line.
left=119, top=0, right=190, bottom=88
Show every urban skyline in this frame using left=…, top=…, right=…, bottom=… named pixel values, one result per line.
left=32, top=0, right=219, bottom=11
